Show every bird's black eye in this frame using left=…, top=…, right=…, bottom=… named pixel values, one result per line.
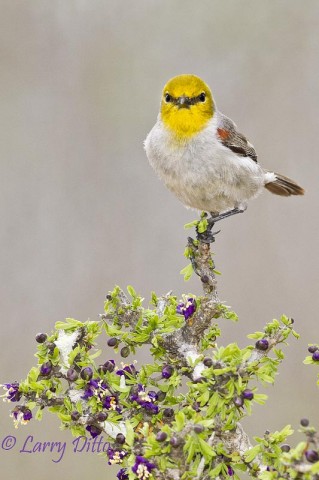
left=165, top=93, right=171, bottom=103
left=199, top=92, right=206, bottom=102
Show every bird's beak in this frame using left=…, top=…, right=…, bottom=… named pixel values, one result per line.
left=176, top=96, right=191, bottom=109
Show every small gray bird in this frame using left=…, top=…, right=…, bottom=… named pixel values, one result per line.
left=144, top=74, right=304, bottom=227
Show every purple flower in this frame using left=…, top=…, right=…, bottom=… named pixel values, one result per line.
left=132, top=456, right=156, bottom=479
left=176, top=298, right=197, bottom=320
left=22, top=409, right=32, bottom=421
left=2, top=382, right=22, bottom=402
left=116, top=363, right=137, bottom=377
left=242, top=389, right=254, bottom=401
left=227, top=465, right=234, bottom=476
left=103, top=395, right=121, bottom=413
left=82, top=378, right=108, bottom=401
left=117, top=468, right=129, bottom=480
left=11, top=406, right=32, bottom=427
left=40, top=361, right=52, bottom=376
left=162, top=365, right=174, bottom=379
left=107, top=447, right=127, bottom=465
left=86, top=424, right=102, bottom=438
left=130, top=384, right=159, bottom=414
left=82, top=378, right=100, bottom=399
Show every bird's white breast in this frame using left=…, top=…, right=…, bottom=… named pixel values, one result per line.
left=144, top=115, right=265, bottom=213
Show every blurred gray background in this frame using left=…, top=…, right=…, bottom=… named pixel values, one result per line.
left=0, top=1, right=318, bottom=478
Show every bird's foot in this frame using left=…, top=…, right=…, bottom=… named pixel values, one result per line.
left=209, top=206, right=247, bottom=223
left=196, top=206, right=247, bottom=243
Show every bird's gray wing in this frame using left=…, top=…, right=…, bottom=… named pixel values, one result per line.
left=216, top=112, right=258, bottom=163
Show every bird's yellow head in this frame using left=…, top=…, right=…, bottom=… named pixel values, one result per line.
left=160, top=74, right=214, bottom=140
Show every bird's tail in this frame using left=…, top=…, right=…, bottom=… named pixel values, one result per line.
left=264, top=172, right=305, bottom=197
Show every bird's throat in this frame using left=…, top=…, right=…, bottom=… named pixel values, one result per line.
left=161, top=109, right=212, bottom=140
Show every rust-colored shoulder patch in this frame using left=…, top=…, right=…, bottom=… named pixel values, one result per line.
left=217, top=128, right=230, bottom=140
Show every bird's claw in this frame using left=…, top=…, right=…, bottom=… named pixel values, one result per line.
left=196, top=223, right=221, bottom=244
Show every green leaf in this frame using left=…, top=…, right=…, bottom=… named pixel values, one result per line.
left=304, top=356, right=314, bottom=365
left=175, top=411, right=185, bottom=431
left=247, top=332, right=265, bottom=340
left=89, top=349, right=102, bottom=360
left=125, top=420, right=135, bottom=446
left=198, top=438, right=216, bottom=459
left=186, top=440, right=196, bottom=463
left=35, top=408, right=43, bottom=421
left=197, top=218, right=208, bottom=233
left=244, top=445, right=261, bottom=463
left=55, top=318, right=83, bottom=331
left=180, top=263, right=193, bottom=281
left=258, top=472, right=276, bottom=480
left=209, top=464, right=222, bottom=478
left=184, top=220, right=199, bottom=229
left=253, top=393, right=268, bottom=405
left=127, top=285, right=137, bottom=298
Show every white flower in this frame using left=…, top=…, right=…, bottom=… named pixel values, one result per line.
left=55, top=330, right=79, bottom=374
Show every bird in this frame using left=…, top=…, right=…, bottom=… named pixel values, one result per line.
left=144, top=74, right=304, bottom=235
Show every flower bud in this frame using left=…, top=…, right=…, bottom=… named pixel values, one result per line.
left=80, top=367, right=93, bottom=380
left=67, top=368, right=79, bottom=382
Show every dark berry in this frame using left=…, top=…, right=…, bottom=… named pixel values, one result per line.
left=36, top=333, right=47, bottom=343
left=255, top=339, right=269, bottom=351
left=193, top=424, right=204, bottom=434
left=170, top=436, right=183, bottom=448
left=120, top=347, right=130, bottom=358
left=116, top=433, right=126, bottom=444
left=305, top=450, right=319, bottom=463
left=192, top=402, right=201, bottom=412
left=281, top=444, right=291, bottom=452
left=156, top=431, right=167, bottom=442
left=86, top=425, right=102, bottom=438
left=300, top=418, right=309, bottom=427
left=80, top=367, right=93, bottom=380
left=71, top=411, right=81, bottom=421
left=203, top=357, right=213, bottom=367
left=157, top=391, right=166, bottom=402
left=105, top=294, right=112, bottom=300
left=201, top=275, right=209, bottom=284
left=163, top=408, right=174, bottom=418
left=242, top=389, right=254, bottom=401
left=67, top=368, right=79, bottom=382
left=312, top=351, right=319, bottom=362
left=97, top=365, right=107, bottom=375
left=97, top=365, right=108, bottom=375
left=96, top=411, right=108, bottom=422
left=308, top=345, right=318, bottom=353
left=234, top=396, right=244, bottom=408
left=107, top=337, right=118, bottom=347
left=162, top=365, right=174, bottom=379
left=104, top=360, right=115, bottom=372
left=40, top=361, right=52, bottom=376
left=47, top=342, right=56, bottom=353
